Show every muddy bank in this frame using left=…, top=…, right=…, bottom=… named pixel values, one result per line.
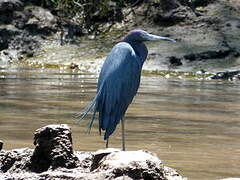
left=0, top=0, right=240, bottom=74
left=0, top=0, right=123, bottom=62
left=0, top=0, right=82, bottom=62
left=0, top=0, right=54, bottom=61
left=128, top=0, right=240, bottom=72
left=0, top=124, right=186, bottom=180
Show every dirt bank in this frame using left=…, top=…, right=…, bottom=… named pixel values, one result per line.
left=0, top=0, right=239, bottom=76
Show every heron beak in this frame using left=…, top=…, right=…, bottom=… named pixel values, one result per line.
left=146, top=33, right=176, bottom=42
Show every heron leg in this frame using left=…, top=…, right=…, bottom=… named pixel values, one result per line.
left=106, top=138, right=109, bottom=149
left=121, top=118, right=126, bottom=151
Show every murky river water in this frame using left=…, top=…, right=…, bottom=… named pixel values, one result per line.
left=0, top=64, right=240, bottom=180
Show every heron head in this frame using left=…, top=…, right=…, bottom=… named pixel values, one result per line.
left=123, top=29, right=176, bottom=43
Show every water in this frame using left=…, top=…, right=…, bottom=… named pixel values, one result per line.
left=0, top=65, right=240, bottom=180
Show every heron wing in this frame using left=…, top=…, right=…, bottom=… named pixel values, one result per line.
left=96, top=42, right=142, bottom=139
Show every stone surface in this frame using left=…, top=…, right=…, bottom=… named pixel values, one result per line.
left=125, top=0, right=240, bottom=72
left=0, top=0, right=59, bottom=62
left=0, top=0, right=24, bottom=13
left=0, top=148, right=186, bottom=180
left=1, top=0, right=240, bottom=74
left=0, top=124, right=187, bottom=180
left=30, top=124, right=78, bottom=172
left=210, top=70, right=240, bottom=80
left=94, top=150, right=165, bottom=179
left=0, top=148, right=33, bottom=173
left=91, top=148, right=120, bottom=171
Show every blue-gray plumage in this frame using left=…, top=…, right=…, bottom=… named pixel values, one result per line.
left=77, top=29, right=175, bottom=150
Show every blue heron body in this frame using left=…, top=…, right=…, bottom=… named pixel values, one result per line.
left=78, top=29, right=175, bottom=150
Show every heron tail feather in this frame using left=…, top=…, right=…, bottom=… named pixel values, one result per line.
left=75, top=85, right=104, bottom=134
left=75, top=95, right=97, bottom=123
left=87, top=105, right=97, bottom=133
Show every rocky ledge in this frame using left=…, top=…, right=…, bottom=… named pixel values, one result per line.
left=0, top=124, right=186, bottom=180
left=0, top=0, right=82, bottom=62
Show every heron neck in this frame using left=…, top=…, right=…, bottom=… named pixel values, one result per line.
left=129, top=42, right=148, bottom=64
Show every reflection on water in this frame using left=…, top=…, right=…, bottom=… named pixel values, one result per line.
left=0, top=65, right=240, bottom=180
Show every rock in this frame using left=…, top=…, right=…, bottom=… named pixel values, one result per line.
left=184, top=49, right=236, bottom=61
left=0, top=25, right=21, bottom=51
left=30, top=124, right=78, bottom=172
left=1, top=149, right=187, bottom=179
left=0, top=148, right=33, bottom=173
left=0, top=124, right=187, bottom=180
left=91, top=150, right=186, bottom=180
left=0, top=124, right=79, bottom=174
left=153, top=6, right=193, bottom=26
left=192, top=0, right=214, bottom=7
left=168, top=56, right=183, bottom=66
left=0, top=1, right=59, bottom=62
left=95, top=150, right=164, bottom=179
left=210, top=71, right=240, bottom=80
left=142, top=0, right=195, bottom=26
left=0, top=0, right=24, bottom=13
left=91, top=148, right=120, bottom=171
left=70, top=62, right=79, bottom=69
left=23, top=6, right=57, bottom=35
left=0, top=50, right=19, bottom=62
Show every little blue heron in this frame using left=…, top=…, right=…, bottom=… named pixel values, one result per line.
left=77, top=29, right=175, bottom=150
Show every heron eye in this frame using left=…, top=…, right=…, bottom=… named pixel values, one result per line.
left=140, top=33, right=146, bottom=39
